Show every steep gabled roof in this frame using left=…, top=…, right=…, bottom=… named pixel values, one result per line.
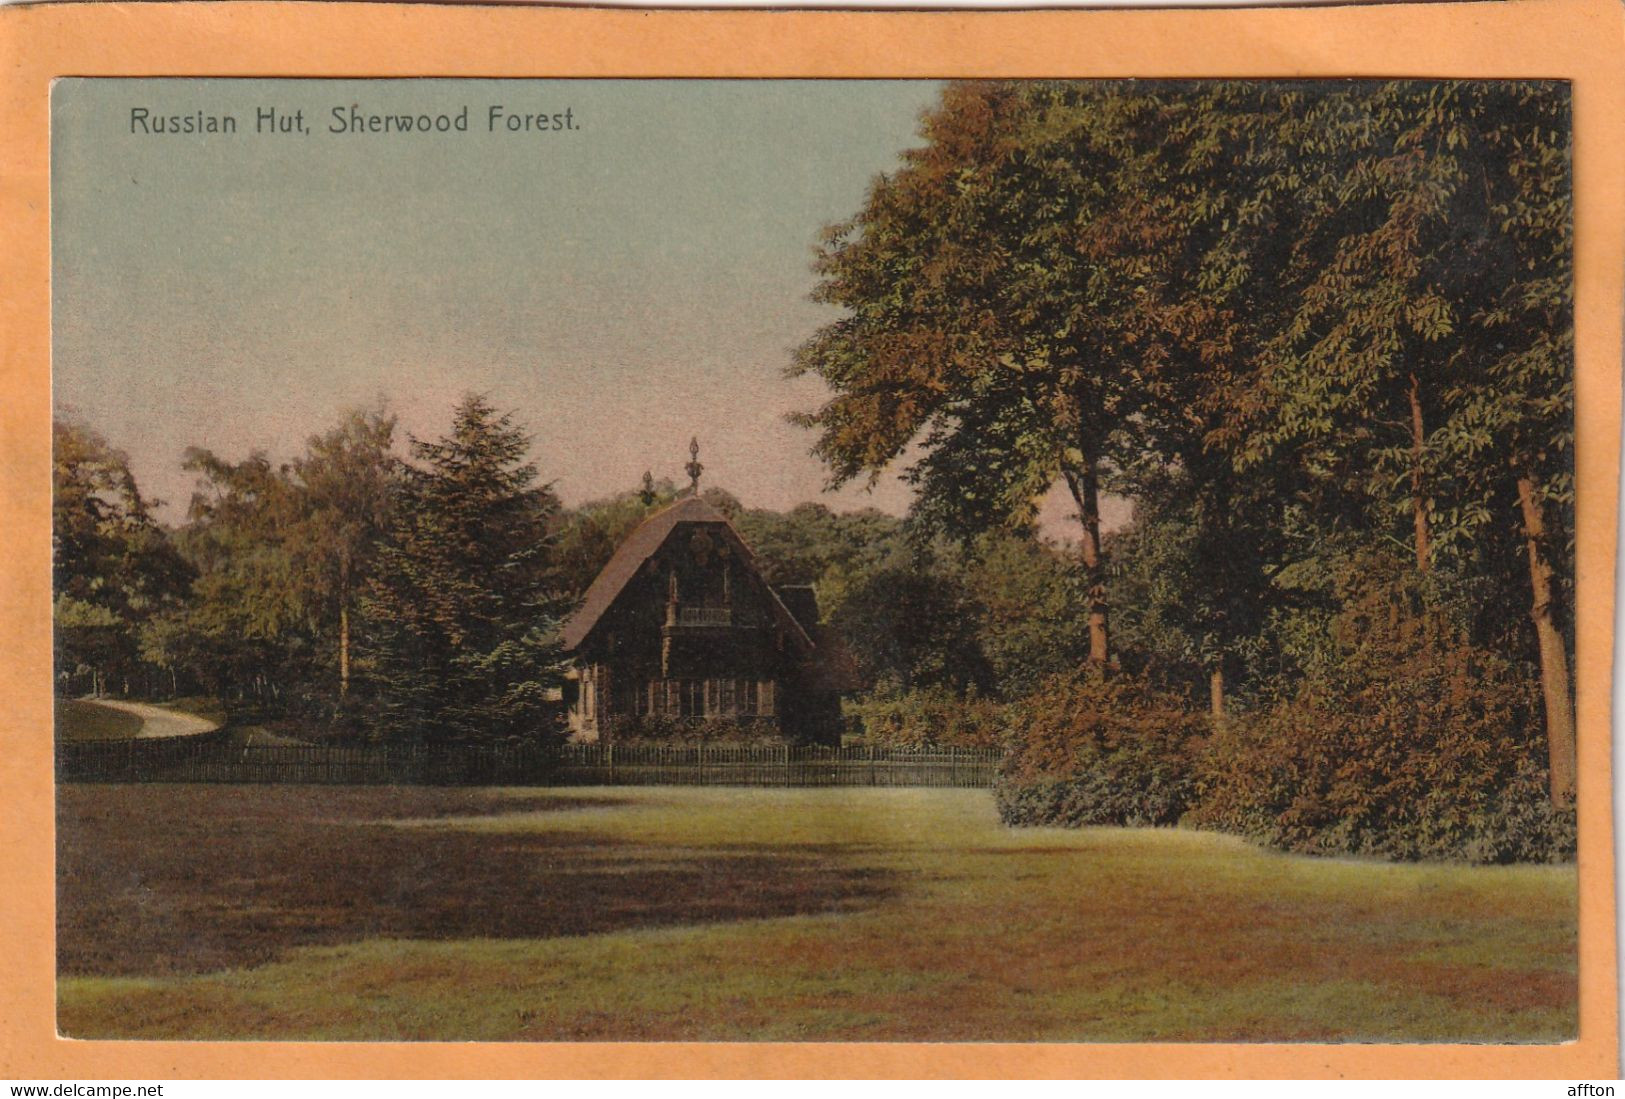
left=560, top=494, right=813, bottom=653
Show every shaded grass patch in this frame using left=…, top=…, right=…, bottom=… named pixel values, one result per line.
left=57, top=784, right=1576, bottom=1042
left=55, top=700, right=143, bottom=742
left=57, top=784, right=898, bottom=978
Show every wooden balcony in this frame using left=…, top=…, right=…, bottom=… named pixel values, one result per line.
left=674, top=605, right=733, bottom=627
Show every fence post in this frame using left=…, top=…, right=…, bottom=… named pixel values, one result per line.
left=951, top=747, right=958, bottom=786
left=607, top=742, right=616, bottom=786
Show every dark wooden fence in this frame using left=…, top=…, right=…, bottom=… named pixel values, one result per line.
left=57, top=736, right=1003, bottom=788
left=552, top=744, right=1000, bottom=787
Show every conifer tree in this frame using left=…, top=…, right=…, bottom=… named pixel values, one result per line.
left=361, top=395, right=569, bottom=744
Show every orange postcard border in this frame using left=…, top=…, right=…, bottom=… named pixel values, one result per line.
left=0, top=0, right=1618, bottom=1079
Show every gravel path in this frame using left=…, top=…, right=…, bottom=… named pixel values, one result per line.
left=82, top=699, right=221, bottom=740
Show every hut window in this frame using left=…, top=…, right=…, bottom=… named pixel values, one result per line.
left=680, top=680, right=704, bottom=717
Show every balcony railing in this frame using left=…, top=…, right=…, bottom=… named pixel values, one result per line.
left=676, top=605, right=733, bottom=627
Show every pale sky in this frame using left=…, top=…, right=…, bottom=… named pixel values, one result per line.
left=52, top=78, right=1114, bottom=537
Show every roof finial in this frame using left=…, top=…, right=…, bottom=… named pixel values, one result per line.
left=685, top=436, right=704, bottom=495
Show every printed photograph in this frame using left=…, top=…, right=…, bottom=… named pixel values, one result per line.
left=52, top=77, right=1577, bottom=1042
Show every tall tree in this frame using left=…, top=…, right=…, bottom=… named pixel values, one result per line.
left=361, top=396, right=570, bottom=744
left=52, top=416, right=191, bottom=696
left=731, top=501, right=904, bottom=591
left=1432, top=83, right=1575, bottom=805
left=826, top=550, right=993, bottom=694
left=178, top=447, right=307, bottom=704
left=960, top=531, right=1095, bottom=698
left=1232, top=81, right=1575, bottom=802
left=792, top=82, right=1131, bottom=667
left=798, top=79, right=1571, bottom=750
left=794, top=80, right=1288, bottom=682
left=288, top=409, right=399, bottom=700
left=178, top=410, right=401, bottom=713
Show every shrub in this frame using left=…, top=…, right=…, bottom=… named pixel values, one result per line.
left=1461, top=756, right=1577, bottom=864
left=994, top=672, right=1208, bottom=828
left=847, top=685, right=1004, bottom=748
left=1188, top=628, right=1574, bottom=864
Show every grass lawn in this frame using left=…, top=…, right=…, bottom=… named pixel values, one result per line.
left=54, top=699, right=143, bottom=741
left=56, top=784, right=1576, bottom=1042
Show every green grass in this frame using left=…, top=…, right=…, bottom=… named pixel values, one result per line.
left=221, top=724, right=311, bottom=747
left=56, top=785, right=1576, bottom=1042
left=54, top=699, right=143, bottom=741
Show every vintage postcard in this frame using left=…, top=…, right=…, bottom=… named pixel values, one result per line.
left=3, top=0, right=1621, bottom=1081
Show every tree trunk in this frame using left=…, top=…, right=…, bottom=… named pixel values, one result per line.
left=1516, top=474, right=1576, bottom=808
left=1063, top=463, right=1110, bottom=669
left=339, top=602, right=351, bottom=699
left=1209, top=665, right=1225, bottom=724
left=1409, top=372, right=1430, bottom=573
